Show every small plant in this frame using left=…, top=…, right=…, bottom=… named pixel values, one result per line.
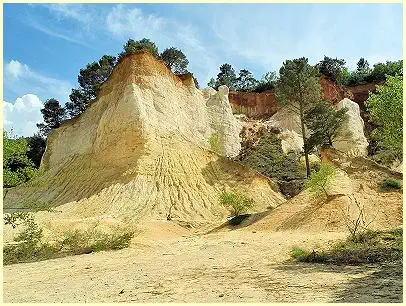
left=59, top=229, right=134, bottom=255
left=291, top=228, right=402, bottom=265
left=290, top=247, right=310, bottom=260
left=380, top=178, right=402, bottom=191
left=219, top=190, right=254, bottom=217
left=22, top=200, right=55, bottom=212
left=342, top=196, right=376, bottom=241
left=209, top=133, right=218, bottom=151
left=305, top=163, right=336, bottom=199
left=3, top=212, right=134, bottom=265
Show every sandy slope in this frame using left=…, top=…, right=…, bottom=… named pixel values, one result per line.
left=3, top=228, right=402, bottom=303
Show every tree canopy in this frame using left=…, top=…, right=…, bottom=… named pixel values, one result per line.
left=215, top=63, right=237, bottom=90
left=3, top=132, right=38, bottom=188
left=118, top=38, right=159, bottom=60
left=317, top=56, right=346, bottom=82
left=36, top=98, right=66, bottom=137
left=367, top=75, right=403, bottom=159
left=304, top=102, right=348, bottom=152
left=235, top=69, right=258, bottom=92
left=65, top=55, right=116, bottom=118
left=274, top=57, right=322, bottom=177
left=161, top=47, right=189, bottom=74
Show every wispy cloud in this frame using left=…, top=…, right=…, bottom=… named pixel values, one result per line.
left=28, top=20, right=95, bottom=49
left=4, top=59, right=73, bottom=105
left=45, top=4, right=92, bottom=25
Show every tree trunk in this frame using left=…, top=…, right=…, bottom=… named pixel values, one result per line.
left=299, top=100, right=311, bottom=177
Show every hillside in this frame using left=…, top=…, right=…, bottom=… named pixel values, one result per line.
left=3, top=52, right=285, bottom=237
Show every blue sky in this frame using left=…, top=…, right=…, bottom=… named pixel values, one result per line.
left=4, top=3, right=403, bottom=137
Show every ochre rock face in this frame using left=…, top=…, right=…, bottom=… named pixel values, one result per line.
left=319, top=76, right=353, bottom=103
left=228, top=76, right=353, bottom=119
left=349, top=82, right=380, bottom=104
left=229, top=91, right=278, bottom=119
left=5, top=51, right=285, bottom=225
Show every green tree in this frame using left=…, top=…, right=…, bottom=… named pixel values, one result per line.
left=305, top=163, right=336, bottom=199
left=235, top=69, right=258, bottom=92
left=317, top=56, right=346, bottom=81
left=191, top=74, right=199, bottom=89
left=274, top=57, right=322, bottom=177
left=357, top=58, right=370, bottom=72
left=25, top=134, right=46, bottom=168
left=36, top=98, right=66, bottom=136
left=367, top=75, right=403, bottom=158
left=254, top=71, right=278, bottom=92
left=207, top=78, right=216, bottom=88
left=215, top=63, right=237, bottom=90
left=118, top=38, right=159, bottom=60
left=336, top=67, right=351, bottom=86
left=65, top=55, right=116, bottom=118
left=366, top=60, right=403, bottom=83
left=304, top=102, right=348, bottom=151
left=160, top=47, right=189, bottom=74
left=3, top=132, right=38, bottom=187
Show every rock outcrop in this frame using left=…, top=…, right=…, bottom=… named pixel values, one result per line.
left=262, top=98, right=369, bottom=157
left=4, top=51, right=285, bottom=228
left=332, top=98, right=369, bottom=157
left=228, top=91, right=278, bottom=119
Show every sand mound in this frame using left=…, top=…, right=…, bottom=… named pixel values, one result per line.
left=4, top=52, right=285, bottom=234
left=245, top=149, right=402, bottom=233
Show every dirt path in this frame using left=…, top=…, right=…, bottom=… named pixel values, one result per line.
left=3, top=230, right=402, bottom=303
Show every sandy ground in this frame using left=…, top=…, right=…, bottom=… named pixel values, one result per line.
left=3, top=228, right=403, bottom=303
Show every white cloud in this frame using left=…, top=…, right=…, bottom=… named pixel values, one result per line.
left=5, top=60, right=30, bottom=79
left=4, top=60, right=72, bottom=105
left=3, top=94, right=44, bottom=137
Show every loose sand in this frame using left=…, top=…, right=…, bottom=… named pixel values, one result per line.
left=3, top=228, right=402, bottom=303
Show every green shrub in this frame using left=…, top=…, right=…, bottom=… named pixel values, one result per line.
left=59, top=229, right=134, bottom=255
left=290, top=247, right=310, bottom=260
left=21, top=200, right=54, bottom=212
left=371, top=150, right=398, bottom=167
left=305, top=163, right=336, bottom=199
left=380, top=178, right=402, bottom=191
left=3, top=212, right=134, bottom=265
left=209, top=133, right=218, bottom=151
left=238, top=132, right=306, bottom=198
left=219, top=190, right=254, bottom=217
left=292, top=228, right=402, bottom=265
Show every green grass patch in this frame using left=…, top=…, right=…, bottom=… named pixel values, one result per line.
left=380, top=178, right=402, bottom=191
left=3, top=212, right=134, bottom=265
left=291, top=228, right=402, bottom=265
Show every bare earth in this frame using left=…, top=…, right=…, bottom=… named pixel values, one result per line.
left=3, top=229, right=402, bottom=303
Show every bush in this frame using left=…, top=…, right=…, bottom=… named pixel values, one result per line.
left=59, top=229, right=134, bottom=255
left=290, top=247, right=309, bottom=260
left=238, top=131, right=306, bottom=198
left=380, top=178, right=402, bottom=191
left=371, top=150, right=398, bottom=166
left=219, top=190, right=254, bottom=217
left=305, top=163, right=336, bottom=199
left=291, top=228, right=402, bottom=265
left=3, top=212, right=134, bottom=265
left=209, top=133, right=219, bottom=152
